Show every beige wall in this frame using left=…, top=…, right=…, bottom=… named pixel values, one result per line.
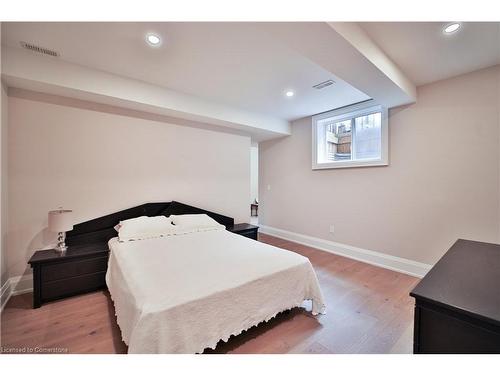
left=260, top=65, right=500, bottom=265
left=6, top=95, right=250, bottom=280
left=1, top=83, right=7, bottom=286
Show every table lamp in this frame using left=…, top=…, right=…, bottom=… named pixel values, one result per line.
left=48, top=209, right=73, bottom=253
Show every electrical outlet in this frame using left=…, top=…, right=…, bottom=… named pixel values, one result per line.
left=329, top=225, right=335, bottom=234
left=267, top=184, right=271, bottom=191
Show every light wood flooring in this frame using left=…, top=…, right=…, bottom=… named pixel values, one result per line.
left=1, top=233, right=419, bottom=354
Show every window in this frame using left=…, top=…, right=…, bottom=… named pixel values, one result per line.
left=312, top=102, right=388, bottom=169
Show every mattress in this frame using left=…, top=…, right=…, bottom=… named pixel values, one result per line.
left=106, top=228, right=326, bottom=353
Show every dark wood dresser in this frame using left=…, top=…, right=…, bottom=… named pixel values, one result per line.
left=410, top=239, right=500, bottom=353
left=28, top=243, right=109, bottom=308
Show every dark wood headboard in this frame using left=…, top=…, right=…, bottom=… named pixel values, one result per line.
left=66, top=201, right=234, bottom=246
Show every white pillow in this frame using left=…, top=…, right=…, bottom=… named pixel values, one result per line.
left=117, top=215, right=175, bottom=241
left=169, top=214, right=224, bottom=232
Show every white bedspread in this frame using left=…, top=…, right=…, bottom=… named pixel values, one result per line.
left=106, top=228, right=326, bottom=353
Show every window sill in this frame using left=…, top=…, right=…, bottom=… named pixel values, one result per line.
left=312, top=159, right=388, bottom=170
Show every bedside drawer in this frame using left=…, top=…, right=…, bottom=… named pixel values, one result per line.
left=238, top=230, right=258, bottom=240
left=41, top=256, right=108, bottom=282
left=41, top=271, right=106, bottom=301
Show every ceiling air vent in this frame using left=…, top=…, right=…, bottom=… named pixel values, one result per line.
left=313, top=79, right=335, bottom=90
left=20, top=41, right=59, bottom=57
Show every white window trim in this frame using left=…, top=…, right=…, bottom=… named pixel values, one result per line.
left=312, top=101, right=389, bottom=170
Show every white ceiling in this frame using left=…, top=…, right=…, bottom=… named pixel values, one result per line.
left=1, top=22, right=370, bottom=121
left=360, top=22, right=500, bottom=86
left=3, top=21, right=497, bottom=137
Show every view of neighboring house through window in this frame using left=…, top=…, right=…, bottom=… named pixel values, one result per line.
left=326, top=119, right=352, bottom=161
left=312, top=102, right=388, bottom=169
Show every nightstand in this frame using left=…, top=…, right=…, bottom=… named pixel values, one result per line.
left=227, top=223, right=259, bottom=240
left=28, top=243, right=109, bottom=308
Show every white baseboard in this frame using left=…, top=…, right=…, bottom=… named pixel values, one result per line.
left=0, top=274, right=33, bottom=312
left=0, top=278, right=12, bottom=312
left=259, top=225, right=432, bottom=278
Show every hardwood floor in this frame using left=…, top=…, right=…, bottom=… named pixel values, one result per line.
left=0, top=233, right=419, bottom=354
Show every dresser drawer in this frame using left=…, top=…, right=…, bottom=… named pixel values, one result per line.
left=41, top=256, right=108, bottom=282
left=41, top=271, right=106, bottom=301
left=415, top=304, right=500, bottom=353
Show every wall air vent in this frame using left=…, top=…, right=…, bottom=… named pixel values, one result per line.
left=20, top=41, right=59, bottom=57
left=313, top=80, right=335, bottom=90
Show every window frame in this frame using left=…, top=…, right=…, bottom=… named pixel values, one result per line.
left=312, top=101, right=389, bottom=170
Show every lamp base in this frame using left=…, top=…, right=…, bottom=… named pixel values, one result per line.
left=55, top=232, right=68, bottom=253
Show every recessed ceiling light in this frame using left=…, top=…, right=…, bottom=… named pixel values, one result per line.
left=443, top=23, right=461, bottom=34
left=146, top=33, right=161, bottom=46
left=285, top=90, right=294, bottom=97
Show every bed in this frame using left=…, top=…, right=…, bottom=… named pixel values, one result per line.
left=66, top=201, right=326, bottom=353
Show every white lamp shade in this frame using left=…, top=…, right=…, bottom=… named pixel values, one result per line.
left=48, top=209, right=73, bottom=232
